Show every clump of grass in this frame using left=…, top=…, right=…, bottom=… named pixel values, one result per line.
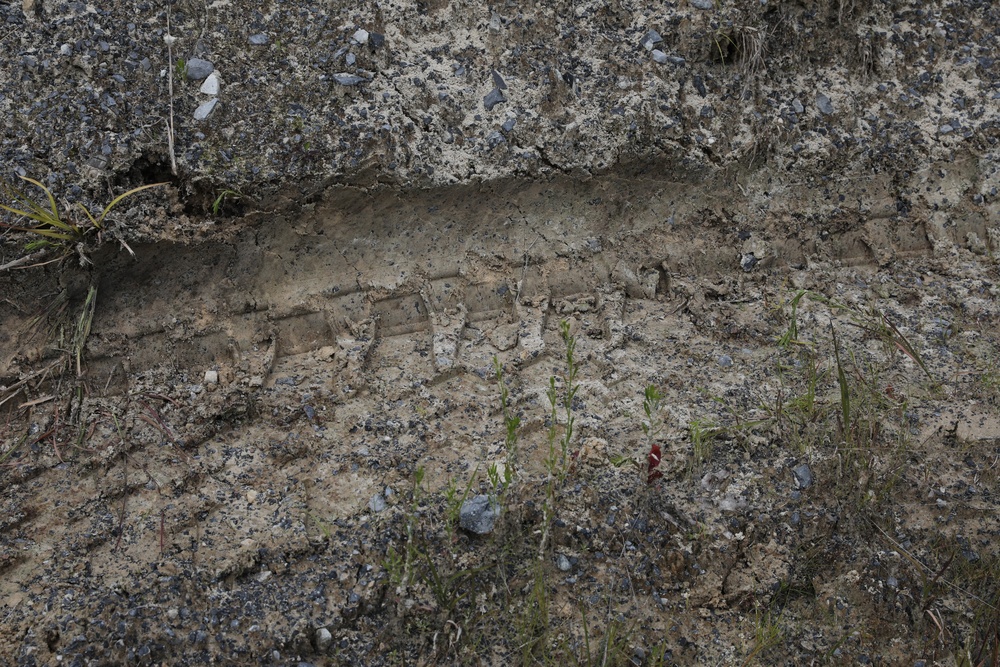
left=0, top=175, right=166, bottom=265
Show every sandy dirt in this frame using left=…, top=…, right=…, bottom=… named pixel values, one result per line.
left=1, top=0, right=1000, bottom=664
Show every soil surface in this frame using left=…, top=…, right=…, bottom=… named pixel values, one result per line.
left=2, top=0, right=999, bottom=665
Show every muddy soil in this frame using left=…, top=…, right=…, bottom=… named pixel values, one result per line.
left=2, top=0, right=1000, bottom=665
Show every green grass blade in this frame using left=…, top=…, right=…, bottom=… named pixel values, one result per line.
left=17, top=175, right=60, bottom=222
left=92, top=182, right=168, bottom=228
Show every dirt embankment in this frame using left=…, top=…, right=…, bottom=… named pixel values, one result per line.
left=1, top=1, right=999, bottom=665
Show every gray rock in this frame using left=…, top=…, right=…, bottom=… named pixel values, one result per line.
left=200, top=72, right=220, bottom=95
left=315, top=627, right=332, bottom=650
left=816, top=92, right=834, bottom=115
left=333, top=73, right=366, bottom=86
left=353, top=29, right=369, bottom=44
left=939, top=124, right=953, bottom=134
left=501, top=117, right=517, bottom=133
left=717, top=354, right=733, bottom=367
left=484, top=87, right=506, bottom=111
left=740, top=253, right=758, bottom=271
left=368, top=494, right=387, bottom=512
left=556, top=554, right=572, bottom=571
left=193, top=97, right=218, bottom=120
left=792, top=463, right=813, bottom=489
left=640, top=29, right=662, bottom=51
left=486, top=131, right=506, bottom=149
left=370, top=33, right=385, bottom=49
left=459, top=494, right=499, bottom=534
left=690, top=0, right=714, bottom=9
left=666, top=54, right=686, bottom=65
left=492, top=70, right=507, bottom=90
left=248, top=33, right=269, bottom=46
left=651, top=49, right=668, bottom=64
left=186, top=58, right=214, bottom=80
left=345, top=53, right=356, bottom=66
left=791, top=98, right=804, bottom=114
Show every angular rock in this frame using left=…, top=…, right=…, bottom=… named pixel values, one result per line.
left=816, top=92, right=834, bottom=115
left=248, top=33, right=268, bottom=46
left=492, top=69, right=507, bottom=90
left=352, top=28, right=369, bottom=45
left=792, top=463, right=813, bottom=489
left=484, top=87, right=506, bottom=111
left=459, top=495, right=499, bottom=534
left=690, top=0, right=714, bottom=9
left=200, top=72, right=220, bottom=95
left=651, top=49, right=668, bottom=64
left=186, top=58, right=214, bottom=80
left=333, top=73, right=366, bottom=86
left=193, top=97, right=218, bottom=120
left=640, top=29, right=662, bottom=51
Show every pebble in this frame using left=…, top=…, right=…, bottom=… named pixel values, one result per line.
left=459, top=495, right=499, bottom=534
left=486, top=131, right=505, bottom=149
left=792, top=98, right=804, bottom=113
left=248, top=33, right=269, bottom=46
left=501, top=117, right=517, bottom=133
left=204, top=369, right=218, bottom=384
left=717, top=354, right=733, bottom=367
left=640, top=29, right=662, bottom=51
left=740, top=253, right=758, bottom=271
left=353, top=29, right=369, bottom=45
left=368, top=494, right=387, bottom=513
left=483, top=87, right=506, bottom=111
left=492, top=70, right=507, bottom=90
left=370, top=32, right=385, bottom=49
left=556, top=554, right=572, bottom=571
left=186, top=58, right=214, bottom=80
left=792, top=463, right=813, bottom=489
left=333, top=73, right=366, bottom=86
left=345, top=53, right=356, bottom=66
left=193, top=98, right=218, bottom=120
left=651, top=50, right=668, bottom=64
left=315, top=627, right=332, bottom=650
left=200, top=72, right=220, bottom=95
left=816, top=92, right=834, bottom=115
left=690, top=0, right=714, bottom=9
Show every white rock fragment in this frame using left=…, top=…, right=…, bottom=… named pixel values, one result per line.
left=204, top=369, right=219, bottom=384
left=193, top=97, right=218, bottom=120
left=352, top=28, right=369, bottom=44
left=200, top=72, right=220, bottom=95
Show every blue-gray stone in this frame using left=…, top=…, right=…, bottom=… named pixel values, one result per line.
left=248, top=33, right=269, bottom=46
left=459, top=494, right=499, bottom=534
left=816, top=92, right=834, bottom=115
left=484, top=87, right=506, bottom=111
left=792, top=98, right=804, bottom=113
left=717, top=354, right=733, bottom=367
left=740, top=253, right=758, bottom=271
left=792, top=463, right=813, bottom=489
left=186, top=58, right=214, bottom=80
left=486, top=131, right=506, bottom=150
left=333, top=73, right=366, bottom=86
left=193, top=98, right=218, bottom=120
left=501, top=117, right=517, bottom=132
left=640, top=29, right=662, bottom=51
left=690, top=0, right=714, bottom=9
left=651, top=49, right=668, bottom=64
left=492, top=70, right=507, bottom=90
left=368, top=494, right=386, bottom=512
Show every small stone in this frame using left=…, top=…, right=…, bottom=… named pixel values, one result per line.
left=186, top=57, right=214, bottom=80
left=204, top=369, right=218, bottom=384
left=60, top=43, right=72, bottom=55
left=459, top=495, right=499, bottom=534
left=651, top=49, right=668, bottom=64
left=246, top=489, right=258, bottom=503
left=717, top=354, right=733, bottom=367
left=333, top=73, right=366, bottom=85
left=352, top=28, right=369, bottom=45
left=640, top=29, right=662, bottom=51
left=345, top=52, right=356, bottom=66
left=256, top=570, right=272, bottom=583
left=792, top=464, right=813, bottom=489
left=368, top=494, right=387, bottom=513
left=939, top=124, right=953, bottom=134
left=193, top=98, right=218, bottom=120
left=248, top=33, right=269, bottom=46
left=492, top=70, right=507, bottom=90
left=816, top=92, right=834, bottom=115
left=484, top=87, right=506, bottom=111
left=501, top=117, right=517, bottom=133
left=740, top=253, right=758, bottom=271
left=887, top=576, right=898, bottom=588
left=315, top=627, right=332, bottom=651
left=369, top=32, right=385, bottom=49
left=690, top=0, right=714, bottom=8
left=486, top=131, right=506, bottom=150
left=200, top=72, right=219, bottom=95
left=556, top=554, right=572, bottom=572
left=792, top=98, right=804, bottom=113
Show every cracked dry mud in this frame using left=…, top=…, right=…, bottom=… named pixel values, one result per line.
left=1, top=167, right=999, bottom=665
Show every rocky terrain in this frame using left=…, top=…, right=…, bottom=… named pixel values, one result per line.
left=1, top=0, right=999, bottom=664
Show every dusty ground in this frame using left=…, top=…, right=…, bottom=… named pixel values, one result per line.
left=1, top=0, right=1000, bottom=665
